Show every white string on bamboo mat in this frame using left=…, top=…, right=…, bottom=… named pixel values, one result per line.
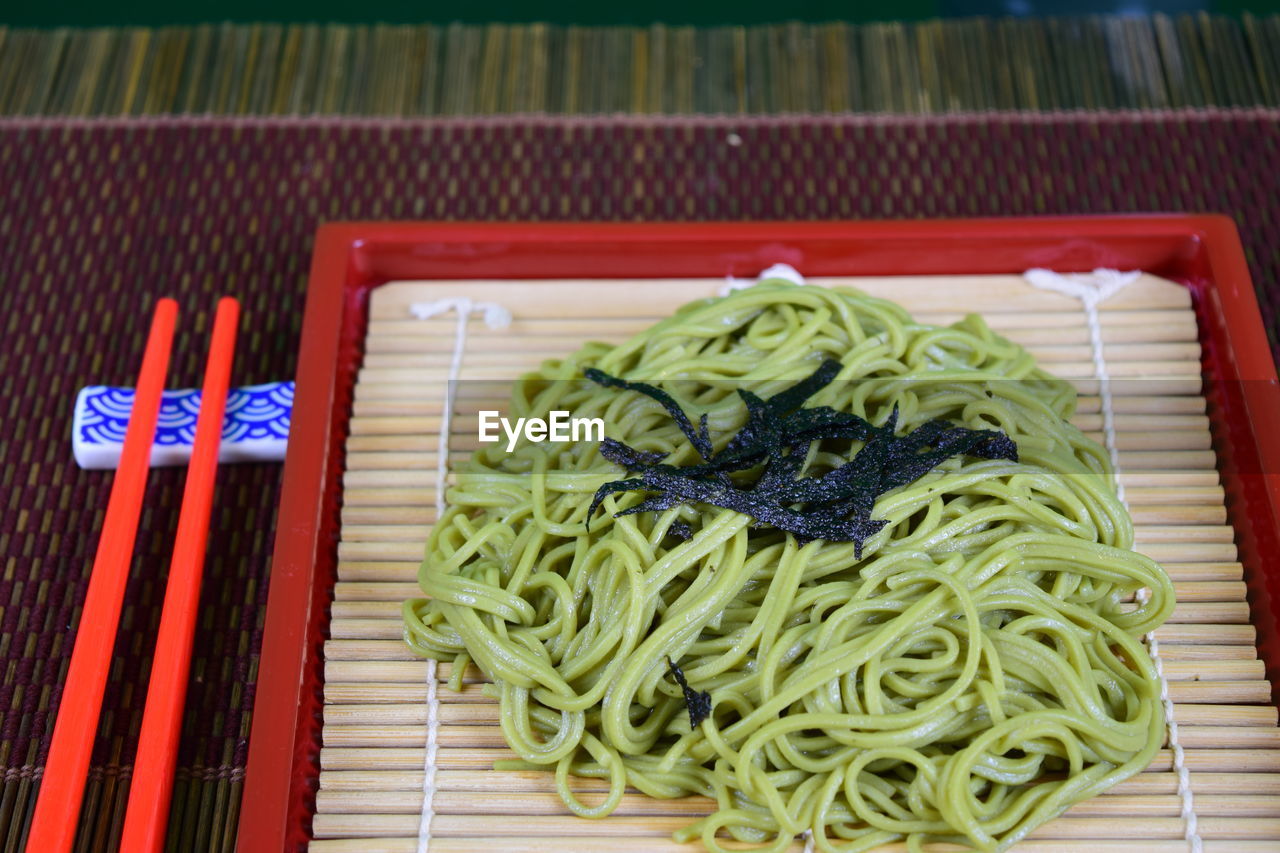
left=416, top=655, right=439, bottom=853
left=1025, top=268, right=1202, bottom=853
left=408, top=299, right=513, bottom=511
left=719, top=262, right=806, bottom=296
left=407, top=297, right=512, bottom=853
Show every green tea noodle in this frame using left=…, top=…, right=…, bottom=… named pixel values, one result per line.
left=403, top=281, right=1175, bottom=852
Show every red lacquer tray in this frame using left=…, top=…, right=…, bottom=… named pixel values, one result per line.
left=236, top=218, right=1280, bottom=852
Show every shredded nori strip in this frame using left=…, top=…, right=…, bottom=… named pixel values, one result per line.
left=584, top=368, right=714, bottom=461
left=586, top=362, right=1018, bottom=557
left=598, top=437, right=668, bottom=470
left=667, top=656, right=712, bottom=728
left=666, top=521, right=693, bottom=541
left=609, top=464, right=888, bottom=552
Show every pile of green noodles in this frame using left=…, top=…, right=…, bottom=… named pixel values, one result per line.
left=402, top=281, right=1175, bottom=852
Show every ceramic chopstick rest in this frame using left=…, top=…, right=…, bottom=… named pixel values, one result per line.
left=72, top=381, right=293, bottom=470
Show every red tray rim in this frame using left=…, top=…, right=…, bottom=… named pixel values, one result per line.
left=236, top=215, right=1280, bottom=853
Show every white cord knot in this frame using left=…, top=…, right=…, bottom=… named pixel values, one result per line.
left=1024, top=268, right=1141, bottom=308
left=409, top=298, right=512, bottom=330
left=759, top=263, right=805, bottom=285
left=719, top=262, right=807, bottom=296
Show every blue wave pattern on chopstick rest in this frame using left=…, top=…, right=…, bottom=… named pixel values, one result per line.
left=72, top=381, right=293, bottom=469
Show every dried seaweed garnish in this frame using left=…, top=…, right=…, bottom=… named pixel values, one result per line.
left=667, top=656, right=712, bottom=728
left=599, top=437, right=667, bottom=470
left=586, top=362, right=1017, bottom=557
left=610, top=464, right=889, bottom=549
left=584, top=369, right=714, bottom=461
left=666, top=521, right=693, bottom=541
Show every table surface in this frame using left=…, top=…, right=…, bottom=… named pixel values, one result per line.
left=0, top=111, right=1278, bottom=851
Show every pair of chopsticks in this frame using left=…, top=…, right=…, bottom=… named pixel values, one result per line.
left=29, top=298, right=240, bottom=853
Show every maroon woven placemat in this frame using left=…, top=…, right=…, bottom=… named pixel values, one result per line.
left=1, top=111, right=1277, bottom=852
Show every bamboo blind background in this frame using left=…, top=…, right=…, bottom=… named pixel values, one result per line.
left=311, top=274, right=1280, bottom=851
left=3, top=14, right=1280, bottom=115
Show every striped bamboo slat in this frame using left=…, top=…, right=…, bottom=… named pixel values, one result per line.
left=315, top=273, right=1279, bottom=851
left=4, top=14, right=1280, bottom=116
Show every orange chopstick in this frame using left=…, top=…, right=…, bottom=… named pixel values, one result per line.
left=120, top=297, right=240, bottom=853
left=28, top=299, right=179, bottom=853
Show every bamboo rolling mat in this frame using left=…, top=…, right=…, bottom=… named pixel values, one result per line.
left=309, top=273, right=1280, bottom=852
